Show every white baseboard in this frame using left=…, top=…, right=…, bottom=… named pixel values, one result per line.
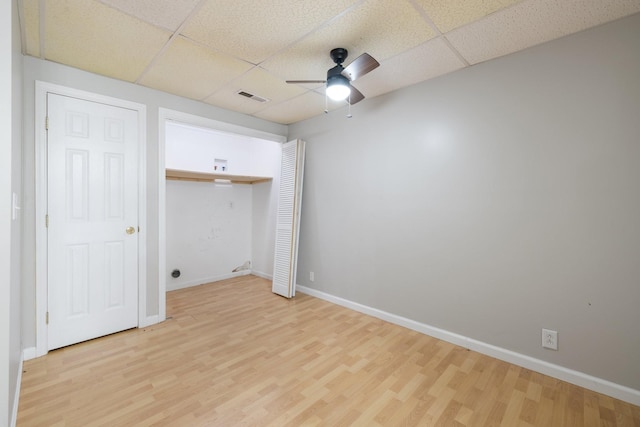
left=166, top=270, right=250, bottom=292
left=251, top=270, right=273, bottom=280
left=139, top=314, right=160, bottom=328
left=296, top=285, right=640, bottom=406
left=22, top=347, right=37, bottom=361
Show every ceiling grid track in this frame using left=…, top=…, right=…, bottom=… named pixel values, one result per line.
left=407, top=0, right=471, bottom=67
left=22, top=0, right=640, bottom=124
left=199, top=0, right=370, bottom=103
left=133, top=0, right=209, bottom=85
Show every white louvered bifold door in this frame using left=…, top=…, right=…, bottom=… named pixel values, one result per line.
left=272, top=140, right=306, bottom=298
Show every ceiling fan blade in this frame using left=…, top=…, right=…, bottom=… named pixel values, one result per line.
left=348, top=86, right=365, bottom=105
left=342, top=53, right=380, bottom=81
left=286, top=80, right=326, bottom=84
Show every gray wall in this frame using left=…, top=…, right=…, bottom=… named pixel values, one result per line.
left=289, top=14, right=640, bottom=390
left=21, top=56, right=288, bottom=349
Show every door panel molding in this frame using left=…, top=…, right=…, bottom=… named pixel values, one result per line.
left=35, top=81, right=147, bottom=357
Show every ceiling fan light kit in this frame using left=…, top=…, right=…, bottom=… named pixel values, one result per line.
left=326, top=74, right=351, bottom=101
left=286, top=47, right=380, bottom=117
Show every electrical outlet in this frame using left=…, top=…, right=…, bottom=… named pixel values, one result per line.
left=309, top=271, right=315, bottom=282
left=542, top=329, right=558, bottom=350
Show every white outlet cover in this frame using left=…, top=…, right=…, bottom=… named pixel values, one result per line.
left=542, top=328, right=558, bottom=350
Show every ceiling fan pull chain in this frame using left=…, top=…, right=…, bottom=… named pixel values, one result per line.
left=324, top=92, right=329, bottom=114
left=347, top=95, right=352, bottom=118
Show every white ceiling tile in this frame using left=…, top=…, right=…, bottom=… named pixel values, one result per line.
left=203, top=88, right=270, bottom=116
left=447, top=0, right=640, bottom=65
left=355, top=37, right=467, bottom=99
left=22, top=0, right=41, bottom=57
left=254, top=91, right=331, bottom=124
left=203, top=67, right=307, bottom=116
left=413, top=0, right=522, bottom=33
left=260, top=47, right=335, bottom=87
left=181, top=0, right=360, bottom=65
left=99, top=0, right=201, bottom=32
left=230, top=67, right=307, bottom=103
left=324, top=0, right=438, bottom=61
left=262, top=0, right=437, bottom=83
left=22, top=0, right=640, bottom=125
left=139, top=36, right=254, bottom=100
left=44, top=0, right=171, bottom=82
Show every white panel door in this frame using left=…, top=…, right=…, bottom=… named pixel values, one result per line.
left=47, top=93, right=139, bottom=350
left=272, top=140, right=305, bottom=298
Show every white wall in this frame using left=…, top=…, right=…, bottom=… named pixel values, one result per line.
left=250, top=141, right=282, bottom=279
left=164, top=122, right=281, bottom=288
left=167, top=122, right=253, bottom=175
left=251, top=179, right=280, bottom=279
left=166, top=180, right=252, bottom=290
left=1, top=0, right=23, bottom=425
left=289, top=13, right=640, bottom=394
left=21, top=56, right=287, bottom=349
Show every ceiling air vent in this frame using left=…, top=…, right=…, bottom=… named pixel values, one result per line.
left=237, top=90, right=269, bottom=103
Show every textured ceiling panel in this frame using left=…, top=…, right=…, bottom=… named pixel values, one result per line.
left=139, top=36, right=254, bottom=100
left=355, top=37, right=466, bottom=99
left=261, top=47, right=334, bottom=87
left=314, top=0, right=438, bottom=62
left=181, top=0, right=360, bottom=65
left=20, top=0, right=640, bottom=124
left=22, top=0, right=40, bottom=57
left=254, top=91, right=329, bottom=124
left=203, top=67, right=309, bottom=117
left=261, top=0, right=437, bottom=84
left=99, top=0, right=201, bottom=31
left=414, top=0, right=522, bottom=33
left=44, top=0, right=170, bottom=82
left=203, top=87, right=269, bottom=116
left=209, top=67, right=307, bottom=105
left=447, top=0, right=640, bottom=65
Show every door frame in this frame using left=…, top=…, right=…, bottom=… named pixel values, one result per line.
left=157, top=108, right=286, bottom=316
left=35, top=81, right=147, bottom=357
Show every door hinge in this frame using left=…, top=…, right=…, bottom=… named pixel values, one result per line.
left=45, top=214, right=49, bottom=228
left=46, top=311, right=49, bottom=325
left=45, top=116, right=49, bottom=131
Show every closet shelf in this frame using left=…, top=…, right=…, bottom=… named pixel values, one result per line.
left=166, top=168, right=272, bottom=185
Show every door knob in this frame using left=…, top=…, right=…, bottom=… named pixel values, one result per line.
left=126, top=226, right=135, bottom=235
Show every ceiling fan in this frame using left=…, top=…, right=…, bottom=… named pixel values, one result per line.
left=286, top=48, right=380, bottom=105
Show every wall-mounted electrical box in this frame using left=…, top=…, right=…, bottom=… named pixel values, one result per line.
left=214, top=158, right=228, bottom=172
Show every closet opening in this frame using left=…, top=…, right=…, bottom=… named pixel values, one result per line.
left=158, top=109, right=287, bottom=321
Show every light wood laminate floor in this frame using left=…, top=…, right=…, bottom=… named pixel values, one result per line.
left=18, top=275, right=640, bottom=426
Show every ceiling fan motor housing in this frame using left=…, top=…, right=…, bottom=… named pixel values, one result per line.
left=327, top=64, right=348, bottom=83
left=327, top=64, right=348, bottom=82
left=330, top=47, right=348, bottom=65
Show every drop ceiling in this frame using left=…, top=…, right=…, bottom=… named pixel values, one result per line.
left=19, top=0, right=640, bottom=125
